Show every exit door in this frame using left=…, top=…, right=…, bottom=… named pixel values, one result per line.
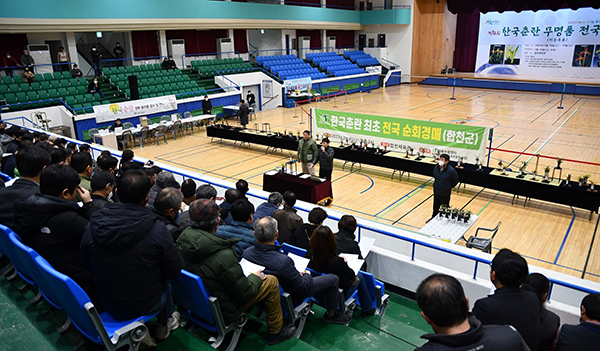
left=358, top=34, right=366, bottom=51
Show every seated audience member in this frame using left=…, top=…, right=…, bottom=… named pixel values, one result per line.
left=177, top=200, right=295, bottom=344
left=14, top=165, right=97, bottom=298
left=1, top=126, right=22, bottom=154
left=97, top=154, right=118, bottom=175
left=0, top=145, right=50, bottom=229
left=521, top=273, right=559, bottom=351
left=253, top=192, right=282, bottom=226
left=81, top=170, right=182, bottom=341
left=555, top=293, right=600, bottom=351
left=243, top=217, right=351, bottom=325
left=472, top=248, right=540, bottom=351
left=87, top=77, right=104, bottom=99
left=85, top=170, right=115, bottom=217
left=23, top=67, right=35, bottom=83
left=39, top=133, right=49, bottom=142
left=161, top=55, right=177, bottom=70
left=220, top=188, right=241, bottom=224
left=1, top=139, right=30, bottom=178
left=177, top=184, right=217, bottom=229
left=165, top=179, right=180, bottom=190
left=181, top=179, right=197, bottom=206
left=70, top=63, right=83, bottom=78
left=236, top=179, right=249, bottom=199
left=272, top=191, right=303, bottom=245
left=120, top=149, right=134, bottom=165
left=293, top=207, right=328, bottom=250
left=71, top=152, right=93, bottom=193
left=66, top=142, right=78, bottom=152
left=147, top=171, right=175, bottom=208
left=415, top=273, right=530, bottom=351
left=334, top=215, right=363, bottom=258
left=308, top=225, right=375, bottom=317
left=145, top=166, right=162, bottom=185
left=109, top=119, right=123, bottom=133
left=153, top=187, right=184, bottom=241
left=216, top=199, right=256, bottom=258
left=54, top=138, right=68, bottom=148
left=50, top=148, right=70, bottom=165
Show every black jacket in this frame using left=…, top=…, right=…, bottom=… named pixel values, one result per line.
left=0, top=178, right=39, bottom=230
left=90, top=50, right=101, bottom=63
left=152, top=208, right=182, bottom=242
left=556, top=321, right=600, bottom=351
left=472, top=287, right=541, bottom=351
left=293, top=223, right=318, bottom=251
left=334, top=229, right=362, bottom=258
left=238, top=104, right=249, bottom=126
left=14, top=194, right=95, bottom=293
left=202, top=99, right=212, bottom=114
left=87, top=81, right=102, bottom=94
left=247, top=93, right=256, bottom=106
left=308, top=256, right=355, bottom=291
left=81, top=203, right=182, bottom=319
left=417, top=315, right=531, bottom=351
left=242, top=243, right=313, bottom=305
left=147, top=184, right=161, bottom=209
left=433, top=164, right=459, bottom=197
left=84, top=194, right=110, bottom=218
left=539, top=307, right=560, bottom=351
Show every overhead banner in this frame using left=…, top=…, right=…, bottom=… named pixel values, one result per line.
left=94, top=95, right=178, bottom=123
left=475, top=8, right=600, bottom=78
left=284, top=77, right=312, bottom=94
left=312, top=109, right=489, bottom=163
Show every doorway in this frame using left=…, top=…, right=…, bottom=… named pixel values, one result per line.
left=358, top=34, right=366, bottom=51
left=45, top=40, right=64, bottom=72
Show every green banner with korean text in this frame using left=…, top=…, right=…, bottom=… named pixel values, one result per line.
left=312, top=108, right=489, bottom=163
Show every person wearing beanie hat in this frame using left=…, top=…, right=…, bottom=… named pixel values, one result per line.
left=177, top=199, right=296, bottom=345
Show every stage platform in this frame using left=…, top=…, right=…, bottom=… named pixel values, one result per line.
left=420, top=72, right=600, bottom=96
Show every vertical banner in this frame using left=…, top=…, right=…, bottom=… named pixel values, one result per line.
left=262, top=79, right=273, bottom=99
left=475, top=8, right=600, bottom=78
left=311, top=108, right=489, bottom=163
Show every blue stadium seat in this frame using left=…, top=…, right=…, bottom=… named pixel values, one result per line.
left=281, top=243, right=307, bottom=257
left=171, top=269, right=246, bottom=351
left=347, top=271, right=390, bottom=316
left=35, top=255, right=154, bottom=351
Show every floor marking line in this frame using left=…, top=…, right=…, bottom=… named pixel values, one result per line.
left=554, top=207, right=576, bottom=264
left=393, top=194, right=433, bottom=224
left=477, top=192, right=501, bottom=215
left=374, top=178, right=433, bottom=217
left=581, top=214, right=600, bottom=279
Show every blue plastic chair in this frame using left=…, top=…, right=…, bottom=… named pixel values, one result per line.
left=0, top=170, right=13, bottom=182
left=281, top=243, right=307, bottom=257
left=347, top=271, right=390, bottom=317
left=34, top=256, right=153, bottom=351
left=305, top=267, right=356, bottom=320
left=279, top=285, right=312, bottom=338
left=0, top=224, right=17, bottom=280
left=171, top=269, right=246, bottom=351
left=0, top=227, right=41, bottom=302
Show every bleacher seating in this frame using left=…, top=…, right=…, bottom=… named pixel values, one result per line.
left=0, top=74, right=96, bottom=112
left=306, top=52, right=365, bottom=77
left=190, top=57, right=254, bottom=77
left=256, top=55, right=326, bottom=80
left=343, top=50, right=380, bottom=67
left=102, top=64, right=208, bottom=101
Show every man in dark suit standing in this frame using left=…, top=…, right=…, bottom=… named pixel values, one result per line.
left=238, top=99, right=249, bottom=129
left=472, top=248, right=541, bottom=351
left=431, top=153, right=458, bottom=220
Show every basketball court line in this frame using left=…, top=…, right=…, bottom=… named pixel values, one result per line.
left=582, top=215, right=600, bottom=279
left=392, top=194, right=433, bottom=225
left=554, top=207, right=577, bottom=264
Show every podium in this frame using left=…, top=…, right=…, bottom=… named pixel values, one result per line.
left=93, top=133, right=118, bottom=150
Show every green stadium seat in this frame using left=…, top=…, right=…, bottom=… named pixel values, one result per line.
left=15, top=91, right=27, bottom=101
left=58, top=79, right=70, bottom=87
left=152, top=63, right=161, bottom=70
left=84, top=93, right=95, bottom=102
left=140, top=87, right=150, bottom=95
left=132, top=66, right=141, bottom=72
left=53, top=72, right=62, bottom=80
left=1, top=76, right=13, bottom=84
left=40, top=81, right=52, bottom=90
left=8, top=83, right=19, bottom=92
left=57, top=87, right=68, bottom=97
left=140, top=64, right=149, bottom=71
left=117, top=66, right=126, bottom=73
left=0, top=85, right=8, bottom=94
left=19, top=83, right=32, bottom=92
left=102, top=68, right=111, bottom=76
left=12, top=75, right=24, bottom=84
left=77, top=85, right=87, bottom=94
left=65, top=96, right=76, bottom=105
left=27, top=91, right=38, bottom=101
left=47, top=89, right=60, bottom=99
left=110, top=67, right=119, bottom=74
left=148, top=78, right=157, bottom=85
left=125, top=66, right=134, bottom=73
left=74, top=94, right=85, bottom=102
left=67, top=87, right=78, bottom=95
left=61, top=71, right=71, bottom=79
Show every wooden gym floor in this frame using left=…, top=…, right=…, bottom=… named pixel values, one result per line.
left=134, top=83, right=600, bottom=284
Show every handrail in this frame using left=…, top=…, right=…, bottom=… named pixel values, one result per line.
left=3, top=62, right=78, bottom=74
left=0, top=98, right=74, bottom=115
left=100, top=56, right=170, bottom=67
left=214, top=71, right=241, bottom=90
left=380, top=57, right=401, bottom=69
left=4, top=121, right=600, bottom=299
left=262, top=93, right=280, bottom=106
